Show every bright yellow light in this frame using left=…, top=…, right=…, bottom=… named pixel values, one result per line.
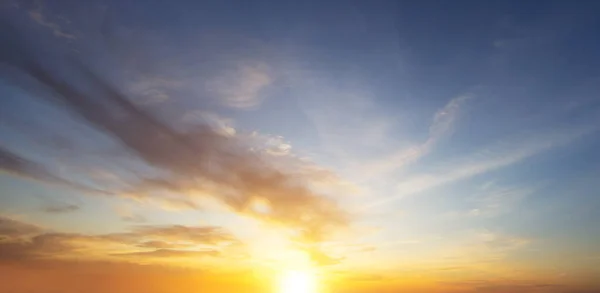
left=278, top=270, right=317, bottom=293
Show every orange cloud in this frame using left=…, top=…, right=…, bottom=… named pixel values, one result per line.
left=0, top=22, right=352, bottom=267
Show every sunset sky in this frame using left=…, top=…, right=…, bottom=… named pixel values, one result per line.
left=1, top=1, right=600, bottom=293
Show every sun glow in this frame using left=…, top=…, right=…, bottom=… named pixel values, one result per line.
left=278, top=270, right=317, bottom=293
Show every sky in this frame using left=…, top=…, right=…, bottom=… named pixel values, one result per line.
left=1, top=1, right=600, bottom=293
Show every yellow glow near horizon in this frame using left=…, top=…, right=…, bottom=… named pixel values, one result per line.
left=278, top=270, right=317, bottom=293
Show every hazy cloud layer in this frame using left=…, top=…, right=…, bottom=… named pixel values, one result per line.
left=0, top=216, right=238, bottom=264
left=206, top=61, right=272, bottom=109
left=364, top=95, right=472, bottom=176
left=27, top=1, right=76, bottom=39
left=0, top=23, right=350, bottom=265
left=41, top=203, right=80, bottom=213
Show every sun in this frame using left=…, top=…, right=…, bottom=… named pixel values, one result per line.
left=278, top=270, right=317, bottom=293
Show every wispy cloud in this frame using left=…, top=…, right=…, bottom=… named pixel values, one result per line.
left=0, top=29, right=350, bottom=256
left=0, top=216, right=239, bottom=264
left=112, top=248, right=220, bottom=258
left=206, top=61, right=272, bottom=109
left=468, top=185, right=538, bottom=218
left=27, top=3, right=76, bottom=39
left=0, top=146, right=108, bottom=195
left=41, top=203, right=80, bottom=214
left=367, top=125, right=597, bottom=208
left=364, top=95, right=472, bottom=175
left=128, top=76, right=183, bottom=105
left=441, top=279, right=563, bottom=293
left=0, top=216, right=43, bottom=238
left=290, top=73, right=396, bottom=161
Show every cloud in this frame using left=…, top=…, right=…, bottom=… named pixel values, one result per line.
left=469, top=185, right=537, bottom=218
left=206, top=61, right=272, bottom=109
left=0, top=146, right=66, bottom=184
left=113, top=249, right=219, bottom=258
left=0, top=146, right=112, bottom=195
left=475, top=230, right=530, bottom=252
left=114, top=205, right=147, bottom=223
left=0, top=217, right=239, bottom=264
left=305, top=247, right=344, bottom=266
left=0, top=27, right=349, bottom=249
left=131, top=225, right=237, bottom=246
left=0, top=216, right=42, bottom=238
left=439, top=230, right=531, bottom=265
left=41, top=203, right=80, bottom=213
left=181, top=111, right=236, bottom=137
left=128, top=76, right=183, bottom=105
left=363, top=95, right=472, bottom=175
left=366, top=125, right=597, bottom=208
left=27, top=3, right=76, bottom=39
left=120, top=214, right=146, bottom=223
left=441, top=280, right=563, bottom=293
left=136, top=240, right=180, bottom=249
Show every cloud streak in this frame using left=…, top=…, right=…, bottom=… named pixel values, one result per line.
left=0, top=216, right=239, bottom=264
left=206, top=61, right=272, bottom=109
left=41, top=203, right=80, bottom=214
left=367, top=125, right=597, bottom=208
left=0, top=146, right=108, bottom=195
left=0, top=24, right=349, bottom=255
left=363, top=95, right=472, bottom=176
left=27, top=3, right=76, bottom=39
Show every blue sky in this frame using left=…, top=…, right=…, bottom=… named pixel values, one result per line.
left=1, top=1, right=600, bottom=292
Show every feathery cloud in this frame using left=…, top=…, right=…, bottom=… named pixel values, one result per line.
left=0, top=216, right=42, bottom=238
left=0, top=29, right=350, bottom=251
left=41, top=203, right=80, bottom=214
left=27, top=3, right=76, bottom=39
left=367, top=125, right=596, bottom=208
left=364, top=95, right=472, bottom=176
left=0, top=217, right=239, bottom=264
left=206, top=61, right=272, bottom=109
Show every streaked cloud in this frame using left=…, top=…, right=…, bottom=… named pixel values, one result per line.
left=364, top=95, right=472, bottom=175
left=0, top=217, right=239, bottom=264
left=0, top=216, right=42, bottom=238
left=112, top=248, right=220, bottom=258
left=0, top=146, right=107, bottom=195
left=206, top=61, right=272, bottom=109
left=27, top=3, right=76, bottom=39
left=469, top=185, right=537, bottom=218
left=0, top=29, right=350, bottom=256
left=368, top=125, right=597, bottom=207
left=127, top=76, right=183, bottom=105
left=41, top=203, right=80, bottom=214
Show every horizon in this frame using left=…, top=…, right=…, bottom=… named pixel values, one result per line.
left=1, top=1, right=600, bottom=293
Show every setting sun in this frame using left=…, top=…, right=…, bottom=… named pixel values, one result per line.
left=2, top=1, right=600, bottom=293
left=278, top=270, right=317, bottom=293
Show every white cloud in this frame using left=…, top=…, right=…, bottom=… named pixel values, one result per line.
left=182, top=111, right=236, bottom=137
left=470, top=185, right=538, bottom=218
left=28, top=6, right=76, bottom=39
left=128, top=76, right=183, bottom=105
left=365, top=125, right=597, bottom=208
left=207, top=62, right=272, bottom=109
left=363, top=95, right=472, bottom=176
